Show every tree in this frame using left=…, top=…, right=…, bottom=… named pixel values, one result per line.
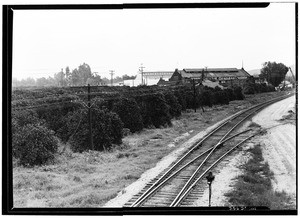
left=112, top=97, right=144, bottom=133
left=12, top=110, right=57, bottom=166
left=36, top=77, right=48, bottom=87
left=13, top=124, right=58, bottom=166
left=46, top=76, right=56, bottom=86
left=19, top=77, right=36, bottom=86
left=54, top=69, right=66, bottom=87
left=260, top=62, right=289, bottom=87
left=78, top=63, right=92, bottom=85
left=70, top=68, right=81, bottom=86
left=65, top=66, right=71, bottom=86
left=122, top=74, right=136, bottom=80
left=66, top=108, right=123, bottom=152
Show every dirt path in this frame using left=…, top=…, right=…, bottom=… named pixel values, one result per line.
left=252, top=95, right=296, bottom=197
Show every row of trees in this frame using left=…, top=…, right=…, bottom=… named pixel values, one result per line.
left=13, top=61, right=290, bottom=88
left=13, top=63, right=136, bottom=87
left=12, top=84, right=245, bottom=166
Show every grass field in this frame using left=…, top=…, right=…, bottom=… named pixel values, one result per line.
left=13, top=92, right=287, bottom=207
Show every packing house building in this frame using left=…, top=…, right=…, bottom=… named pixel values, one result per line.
left=169, top=68, right=251, bottom=87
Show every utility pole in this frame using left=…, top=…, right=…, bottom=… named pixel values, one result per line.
left=139, top=64, right=145, bottom=85
left=60, top=68, right=64, bottom=87
left=109, top=70, right=114, bottom=86
left=87, top=84, right=94, bottom=150
left=193, top=79, right=196, bottom=112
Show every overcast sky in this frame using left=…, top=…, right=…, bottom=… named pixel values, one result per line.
left=12, top=3, right=296, bottom=79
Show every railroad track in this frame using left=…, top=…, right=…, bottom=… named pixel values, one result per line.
left=124, top=93, right=294, bottom=207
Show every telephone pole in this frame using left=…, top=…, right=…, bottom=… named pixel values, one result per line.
left=139, top=64, right=145, bottom=85
left=109, top=70, right=114, bottom=86
left=88, top=84, right=94, bottom=150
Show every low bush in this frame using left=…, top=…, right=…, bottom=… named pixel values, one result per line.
left=65, top=108, right=123, bottom=152
left=243, top=80, right=275, bottom=95
left=35, top=103, right=80, bottom=138
left=201, top=90, right=213, bottom=107
left=134, top=93, right=171, bottom=128
left=174, top=88, right=187, bottom=111
left=112, top=97, right=143, bottom=133
left=233, top=86, right=245, bottom=100
left=12, top=124, right=58, bottom=166
left=164, top=91, right=182, bottom=118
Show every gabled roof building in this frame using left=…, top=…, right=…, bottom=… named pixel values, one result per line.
left=169, top=67, right=251, bottom=87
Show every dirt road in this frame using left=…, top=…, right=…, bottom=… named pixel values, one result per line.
left=252, top=95, right=296, bottom=197
left=193, top=95, right=296, bottom=207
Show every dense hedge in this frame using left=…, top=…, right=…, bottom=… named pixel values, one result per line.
left=135, top=93, right=171, bottom=128
left=112, top=97, right=143, bottom=133
left=174, top=88, right=187, bottom=111
left=12, top=83, right=249, bottom=161
left=243, top=80, right=275, bottom=95
left=36, top=103, right=80, bottom=138
left=243, top=83, right=275, bottom=94
left=65, top=108, right=123, bottom=152
left=164, top=91, right=182, bottom=118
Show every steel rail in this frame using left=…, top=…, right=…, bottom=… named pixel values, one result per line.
left=169, top=95, right=290, bottom=206
left=130, top=93, right=293, bottom=207
left=129, top=107, right=250, bottom=207
left=130, top=129, right=252, bottom=207
left=171, top=134, right=257, bottom=207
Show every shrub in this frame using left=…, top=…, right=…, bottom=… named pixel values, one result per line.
left=134, top=93, right=171, bottom=128
left=185, top=89, right=196, bottom=110
left=233, top=86, right=245, bottom=100
left=12, top=124, right=58, bottom=166
left=112, top=98, right=143, bottom=133
left=164, top=91, right=182, bottom=118
left=214, top=91, right=229, bottom=105
left=242, top=78, right=276, bottom=95
left=174, top=88, right=187, bottom=111
left=267, top=84, right=275, bottom=92
left=201, top=90, right=213, bottom=107
left=12, top=110, right=43, bottom=127
left=12, top=110, right=47, bottom=159
left=35, top=103, right=80, bottom=137
left=243, top=85, right=256, bottom=94
left=66, top=108, right=123, bottom=152
left=225, top=88, right=236, bottom=101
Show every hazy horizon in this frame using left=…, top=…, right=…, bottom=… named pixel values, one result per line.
left=12, top=3, right=296, bottom=80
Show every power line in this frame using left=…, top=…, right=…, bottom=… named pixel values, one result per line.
left=12, top=100, right=78, bottom=111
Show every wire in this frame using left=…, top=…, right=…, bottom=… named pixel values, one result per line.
left=12, top=100, right=79, bottom=111
left=67, top=109, right=85, bottom=142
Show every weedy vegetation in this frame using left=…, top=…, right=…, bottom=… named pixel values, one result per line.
left=225, top=144, right=295, bottom=210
